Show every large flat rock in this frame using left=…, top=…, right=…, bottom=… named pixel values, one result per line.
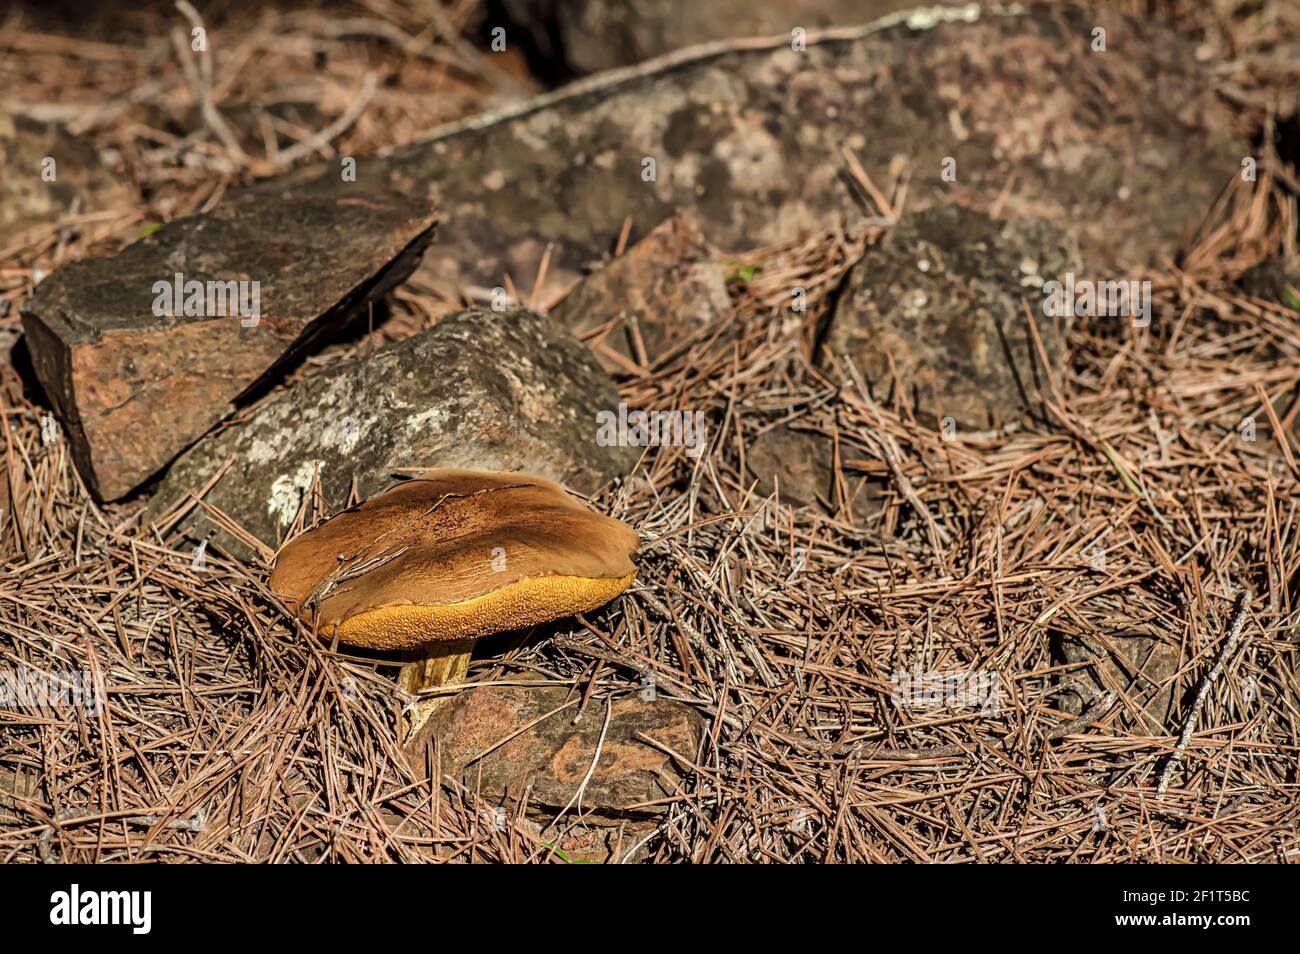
left=21, top=193, right=438, bottom=500
left=257, top=4, right=1245, bottom=301
left=146, top=308, right=635, bottom=555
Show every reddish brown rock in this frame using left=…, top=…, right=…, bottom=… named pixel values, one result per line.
left=551, top=210, right=730, bottom=371
left=20, top=193, right=437, bottom=500
left=1055, top=630, right=1183, bottom=733
left=409, top=684, right=702, bottom=819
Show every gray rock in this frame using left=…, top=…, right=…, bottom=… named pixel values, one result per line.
left=146, top=308, right=635, bottom=556
left=256, top=4, right=1244, bottom=303
left=825, top=206, right=1081, bottom=430
left=500, top=0, right=933, bottom=75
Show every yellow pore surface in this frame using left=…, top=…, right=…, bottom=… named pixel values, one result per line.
left=335, top=570, right=637, bottom=652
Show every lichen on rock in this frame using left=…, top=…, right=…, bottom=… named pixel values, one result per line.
left=146, top=308, right=636, bottom=557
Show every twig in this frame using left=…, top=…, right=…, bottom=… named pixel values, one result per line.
left=172, top=2, right=245, bottom=157
left=542, top=697, right=612, bottom=837
left=1155, top=591, right=1252, bottom=799
left=272, top=72, right=377, bottom=168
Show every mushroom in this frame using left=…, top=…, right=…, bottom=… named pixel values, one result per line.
left=268, top=469, right=639, bottom=736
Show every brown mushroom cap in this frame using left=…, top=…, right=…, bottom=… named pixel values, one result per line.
left=267, top=469, right=639, bottom=651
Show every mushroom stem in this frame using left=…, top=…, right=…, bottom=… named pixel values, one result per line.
left=397, top=638, right=475, bottom=739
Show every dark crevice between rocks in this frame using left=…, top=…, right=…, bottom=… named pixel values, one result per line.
left=1046, top=629, right=1085, bottom=714
left=482, top=0, right=576, bottom=87
left=229, top=299, right=396, bottom=410
left=810, top=241, right=868, bottom=369
left=1257, top=111, right=1300, bottom=181
left=227, top=221, right=434, bottom=410
left=990, top=308, right=1060, bottom=433
left=4, top=336, right=52, bottom=415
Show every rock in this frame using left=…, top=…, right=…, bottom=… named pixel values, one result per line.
left=747, top=424, right=881, bottom=519
left=408, top=684, right=703, bottom=820
left=1055, top=630, right=1182, bottom=732
left=0, top=111, right=132, bottom=239
left=825, top=206, right=1080, bottom=429
left=551, top=210, right=730, bottom=371
left=21, top=192, right=438, bottom=500
left=505, top=814, right=652, bottom=863
left=257, top=4, right=1244, bottom=303
left=0, top=768, right=38, bottom=825
left=500, top=0, right=931, bottom=75
left=145, top=308, right=635, bottom=556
